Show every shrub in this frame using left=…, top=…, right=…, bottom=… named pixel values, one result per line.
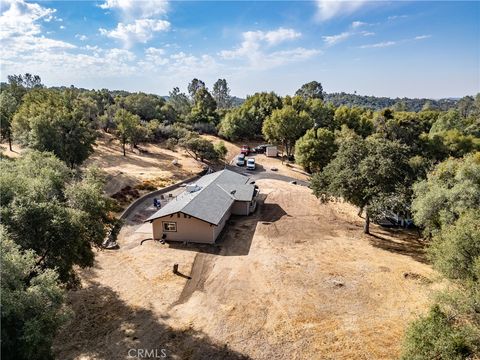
left=214, top=141, right=228, bottom=161
left=401, top=305, right=478, bottom=360
left=192, top=122, right=217, bottom=135
left=165, top=138, right=178, bottom=151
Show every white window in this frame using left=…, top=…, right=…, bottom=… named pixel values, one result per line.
left=163, top=222, right=177, bottom=232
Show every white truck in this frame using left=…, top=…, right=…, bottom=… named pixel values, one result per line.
left=265, top=146, right=278, bottom=157
left=246, top=158, right=256, bottom=170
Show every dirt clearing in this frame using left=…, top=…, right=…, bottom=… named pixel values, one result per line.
left=202, top=135, right=310, bottom=181
left=54, top=179, right=438, bottom=359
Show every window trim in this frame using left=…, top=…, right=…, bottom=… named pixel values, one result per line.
left=162, top=221, right=177, bottom=232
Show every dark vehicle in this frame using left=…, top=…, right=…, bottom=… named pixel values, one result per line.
left=240, top=145, right=250, bottom=155
left=253, top=144, right=271, bottom=154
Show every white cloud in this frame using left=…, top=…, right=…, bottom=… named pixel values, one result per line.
left=0, top=0, right=76, bottom=62
left=0, top=1, right=138, bottom=81
left=388, top=15, right=408, bottom=20
left=358, top=35, right=431, bottom=49
left=2, top=45, right=138, bottom=82
left=359, top=41, right=396, bottom=49
left=220, top=27, right=301, bottom=60
left=142, top=47, right=169, bottom=66
left=322, top=31, right=352, bottom=46
left=59, top=25, right=65, bottom=29
left=99, top=0, right=169, bottom=18
left=99, top=0, right=171, bottom=47
left=220, top=28, right=319, bottom=70
left=415, top=35, right=431, bottom=40
left=321, top=19, right=374, bottom=47
left=100, top=19, right=170, bottom=47
left=351, top=21, right=367, bottom=28
left=0, top=0, right=56, bottom=39
left=262, top=28, right=301, bottom=45
left=168, top=52, right=217, bottom=72
left=260, top=48, right=322, bottom=69
left=315, top=0, right=368, bottom=21
left=0, top=1, right=213, bottom=84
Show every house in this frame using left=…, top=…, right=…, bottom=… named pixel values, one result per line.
left=145, top=169, right=258, bottom=244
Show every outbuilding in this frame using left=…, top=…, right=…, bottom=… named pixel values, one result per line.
left=145, top=170, right=258, bottom=244
left=265, top=146, right=278, bottom=157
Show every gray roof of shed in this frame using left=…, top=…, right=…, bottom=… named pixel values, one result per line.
left=146, top=169, right=253, bottom=225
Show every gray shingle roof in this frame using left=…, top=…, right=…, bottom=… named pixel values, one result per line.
left=145, top=169, right=254, bottom=225
left=217, top=184, right=255, bottom=201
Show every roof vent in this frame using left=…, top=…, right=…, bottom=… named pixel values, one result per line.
left=186, top=184, right=201, bottom=193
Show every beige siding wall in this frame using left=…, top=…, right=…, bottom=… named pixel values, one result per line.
left=212, top=206, right=232, bottom=241
left=152, top=213, right=214, bottom=244
left=231, top=201, right=249, bottom=215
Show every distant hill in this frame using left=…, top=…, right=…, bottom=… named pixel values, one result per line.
left=215, top=93, right=461, bottom=112
left=42, top=85, right=461, bottom=112
left=324, top=92, right=459, bottom=112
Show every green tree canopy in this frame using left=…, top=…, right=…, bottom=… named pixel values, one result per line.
left=114, top=108, right=141, bottom=156
left=187, top=78, right=206, bottom=99
left=1, top=231, right=70, bottom=360
left=118, top=92, right=166, bottom=121
left=412, top=152, right=480, bottom=236
left=218, top=91, right=283, bottom=140
left=167, top=87, right=191, bottom=118
left=311, top=134, right=411, bottom=233
left=179, top=133, right=218, bottom=162
left=401, top=305, right=478, bottom=360
left=5, top=73, right=43, bottom=103
left=294, top=128, right=337, bottom=173
left=187, top=87, right=218, bottom=125
left=0, top=90, right=18, bottom=151
left=262, top=105, right=313, bottom=157
left=214, top=141, right=228, bottom=162
left=305, top=98, right=336, bottom=130
left=212, top=79, right=232, bottom=109
left=218, top=107, right=251, bottom=140
left=402, top=153, right=480, bottom=359
left=12, top=89, right=96, bottom=167
left=334, top=105, right=373, bottom=137
left=295, top=81, right=324, bottom=100
left=0, top=151, right=115, bottom=286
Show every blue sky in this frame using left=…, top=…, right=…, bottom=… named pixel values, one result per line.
left=0, top=0, right=478, bottom=98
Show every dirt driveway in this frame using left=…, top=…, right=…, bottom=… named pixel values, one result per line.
left=54, top=180, right=438, bottom=360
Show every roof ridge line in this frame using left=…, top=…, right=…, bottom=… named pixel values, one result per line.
left=215, top=184, right=236, bottom=200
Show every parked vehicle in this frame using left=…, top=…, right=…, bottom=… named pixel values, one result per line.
left=236, top=153, right=246, bottom=166
left=253, top=144, right=271, bottom=154
left=265, top=146, right=277, bottom=157
left=240, top=145, right=250, bottom=155
left=246, top=158, right=256, bottom=170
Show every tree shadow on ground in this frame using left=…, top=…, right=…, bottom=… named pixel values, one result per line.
left=53, top=280, right=251, bottom=360
left=367, top=226, right=428, bottom=264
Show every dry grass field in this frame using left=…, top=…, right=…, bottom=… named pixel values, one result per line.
left=2, top=135, right=309, bottom=198
left=54, top=179, right=439, bottom=360
left=85, top=133, right=205, bottom=196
